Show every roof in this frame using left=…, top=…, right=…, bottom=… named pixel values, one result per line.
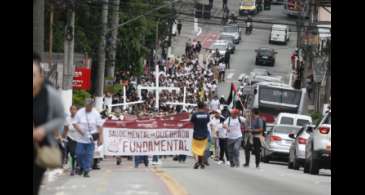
left=256, top=81, right=293, bottom=89
left=277, top=113, right=312, bottom=120
left=272, top=24, right=288, bottom=29
left=258, top=47, right=274, bottom=51
left=212, top=41, right=228, bottom=46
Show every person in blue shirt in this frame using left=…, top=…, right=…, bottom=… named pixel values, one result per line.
left=190, top=102, right=210, bottom=169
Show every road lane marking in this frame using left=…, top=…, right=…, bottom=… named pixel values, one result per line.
left=238, top=73, right=246, bottom=80
left=227, top=73, right=234, bottom=79
left=151, top=168, right=188, bottom=195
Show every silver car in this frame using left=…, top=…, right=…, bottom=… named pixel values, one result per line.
left=261, top=125, right=302, bottom=163
left=288, top=125, right=315, bottom=170
left=222, top=24, right=241, bottom=44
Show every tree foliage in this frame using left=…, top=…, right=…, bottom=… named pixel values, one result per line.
left=45, top=0, right=173, bottom=77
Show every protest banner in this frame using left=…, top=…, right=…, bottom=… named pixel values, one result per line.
left=103, top=114, right=193, bottom=156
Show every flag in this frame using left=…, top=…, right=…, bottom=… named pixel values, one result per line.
left=226, top=83, right=238, bottom=109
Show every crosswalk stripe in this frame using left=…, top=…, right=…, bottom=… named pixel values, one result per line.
left=227, top=73, right=234, bottom=79
left=238, top=73, right=246, bottom=80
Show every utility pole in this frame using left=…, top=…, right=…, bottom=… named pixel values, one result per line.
left=107, top=0, right=120, bottom=78
left=62, top=3, right=76, bottom=112
left=33, top=0, right=45, bottom=56
left=95, top=0, right=109, bottom=111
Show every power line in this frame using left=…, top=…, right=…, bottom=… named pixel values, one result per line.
left=107, top=0, right=180, bottom=33
left=176, top=11, right=330, bottom=30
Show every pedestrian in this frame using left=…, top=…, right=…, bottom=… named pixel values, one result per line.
left=305, top=77, right=313, bottom=99
left=190, top=101, right=210, bottom=169
left=224, top=108, right=246, bottom=167
left=217, top=118, right=229, bottom=165
left=209, top=110, right=224, bottom=161
left=224, top=48, right=231, bottom=69
left=196, top=41, right=202, bottom=53
left=219, top=61, right=226, bottom=82
left=63, top=105, right=81, bottom=176
left=243, top=108, right=264, bottom=168
left=220, top=96, right=227, bottom=107
left=209, top=0, right=213, bottom=9
left=33, top=53, right=65, bottom=195
left=185, top=39, right=191, bottom=56
left=223, top=0, right=228, bottom=10
left=209, top=95, right=220, bottom=111
left=73, top=98, right=104, bottom=177
left=177, top=20, right=182, bottom=35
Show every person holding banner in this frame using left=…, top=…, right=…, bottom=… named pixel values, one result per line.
left=190, top=102, right=210, bottom=169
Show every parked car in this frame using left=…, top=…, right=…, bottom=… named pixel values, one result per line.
left=219, top=35, right=236, bottom=53
left=255, top=48, right=277, bottom=66
left=276, top=113, right=313, bottom=127
left=222, top=24, right=241, bottom=44
left=261, top=125, right=302, bottom=163
left=304, top=110, right=331, bottom=175
left=288, top=125, right=315, bottom=170
left=269, top=24, right=290, bottom=45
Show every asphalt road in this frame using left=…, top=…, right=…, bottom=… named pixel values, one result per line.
left=196, top=2, right=300, bottom=96
left=160, top=153, right=331, bottom=195
left=40, top=154, right=331, bottom=195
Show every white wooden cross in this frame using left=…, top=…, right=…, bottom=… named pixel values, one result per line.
left=108, top=85, right=144, bottom=113
left=136, top=65, right=181, bottom=111
left=165, top=87, right=197, bottom=110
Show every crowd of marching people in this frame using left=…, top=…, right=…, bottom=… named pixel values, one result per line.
left=109, top=38, right=226, bottom=115
left=33, top=35, right=263, bottom=194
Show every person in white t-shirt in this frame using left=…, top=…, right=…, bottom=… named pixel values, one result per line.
left=224, top=108, right=246, bottom=168
left=73, top=98, right=104, bottom=177
left=209, top=95, right=220, bottom=111
left=209, top=110, right=224, bottom=161
left=217, top=121, right=229, bottom=165
left=63, top=105, right=81, bottom=176
left=219, top=62, right=226, bottom=82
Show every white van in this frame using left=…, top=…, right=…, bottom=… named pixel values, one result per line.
left=269, top=24, right=290, bottom=45
left=276, top=113, right=312, bottom=127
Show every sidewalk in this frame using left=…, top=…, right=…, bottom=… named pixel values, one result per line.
left=39, top=158, right=172, bottom=195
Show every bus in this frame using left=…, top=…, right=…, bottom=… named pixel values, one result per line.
left=239, top=0, right=259, bottom=16
left=283, top=0, right=309, bottom=17
left=245, top=81, right=306, bottom=123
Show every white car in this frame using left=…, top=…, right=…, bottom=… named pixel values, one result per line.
left=269, top=24, right=290, bottom=45
left=210, top=41, right=229, bottom=57
left=276, top=113, right=312, bottom=127
left=288, top=125, right=315, bottom=170
left=304, top=110, right=331, bottom=174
